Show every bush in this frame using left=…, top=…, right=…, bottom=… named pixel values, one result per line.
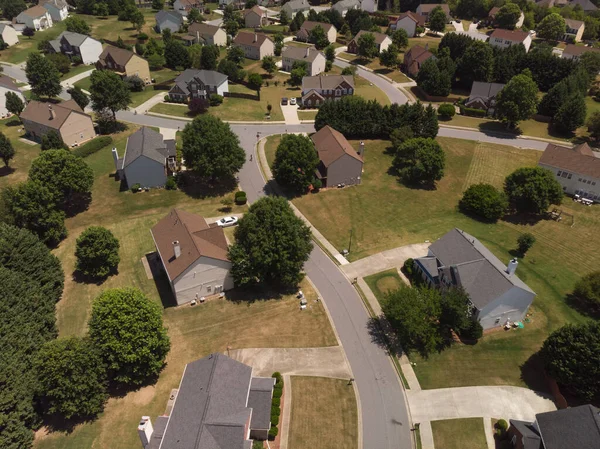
left=268, top=426, right=278, bottom=440
left=312, top=178, right=322, bottom=191
left=273, top=387, right=282, bottom=399
left=271, top=413, right=280, bottom=426
left=164, top=94, right=170, bottom=101
left=272, top=371, right=283, bottom=385
left=272, top=397, right=280, bottom=407
left=165, top=176, right=177, bottom=190
left=271, top=405, right=280, bottom=416
left=459, top=105, right=487, bottom=117
left=572, top=272, right=600, bottom=317
left=459, top=183, right=508, bottom=222
left=517, top=233, right=536, bottom=256
left=460, top=319, right=483, bottom=341
left=496, top=419, right=508, bottom=431
left=209, top=94, right=224, bottom=106
left=403, top=258, right=414, bottom=276
left=124, top=75, right=145, bottom=92
left=131, top=183, right=141, bottom=192
left=438, top=103, right=455, bottom=119
left=235, top=191, right=247, bottom=205
left=137, top=32, right=148, bottom=41
left=75, top=226, right=121, bottom=279
left=72, top=136, right=113, bottom=158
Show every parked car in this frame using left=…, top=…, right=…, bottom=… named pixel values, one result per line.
left=290, top=97, right=297, bottom=105
left=216, top=216, right=238, bottom=227
left=281, top=97, right=288, bottom=105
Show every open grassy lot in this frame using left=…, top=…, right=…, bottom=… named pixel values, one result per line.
left=61, top=64, right=95, bottom=80
left=364, top=268, right=403, bottom=301
left=73, top=76, right=93, bottom=92
left=337, top=53, right=412, bottom=83
left=294, top=137, right=594, bottom=390
left=288, top=376, right=358, bottom=449
left=0, top=116, right=41, bottom=189
left=298, top=110, right=317, bottom=121
left=75, top=11, right=160, bottom=45
left=431, top=418, right=488, bottom=449
left=1, top=22, right=67, bottom=64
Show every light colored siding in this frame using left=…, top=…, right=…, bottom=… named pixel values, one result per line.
left=538, top=162, right=600, bottom=199
left=59, top=112, right=95, bottom=147
left=326, top=154, right=363, bottom=187
left=394, top=17, right=417, bottom=37
left=124, top=155, right=167, bottom=188
left=79, top=38, right=103, bottom=64
left=0, top=87, right=25, bottom=118
left=172, top=256, right=234, bottom=305
left=1, top=26, right=19, bottom=46
left=125, top=55, right=151, bottom=83
left=217, top=79, right=229, bottom=96
left=477, top=286, right=535, bottom=330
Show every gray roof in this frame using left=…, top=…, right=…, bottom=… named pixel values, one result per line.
left=172, top=69, right=228, bottom=95
left=414, top=256, right=438, bottom=280
left=160, top=353, right=254, bottom=449
left=283, top=0, right=310, bottom=11
left=247, top=377, right=275, bottom=430
left=147, top=416, right=169, bottom=449
left=302, top=74, right=354, bottom=91
left=509, top=420, right=541, bottom=449
left=0, top=23, right=16, bottom=34
left=42, top=0, right=69, bottom=9
left=427, top=228, right=535, bottom=309
left=569, top=0, right=597, bottom=10
left=52, top=31, right=89, bottom=48
left=467, top=81, right=505, bottom=103
left=536, top=405, right=600, bottom=449
left=123, top=127, right=174, bottom=168
left=156, top=9, right=184, bottom=25
left=333, top=0, right=360, bottom=11
left=282, top=45, right=324, bottom=63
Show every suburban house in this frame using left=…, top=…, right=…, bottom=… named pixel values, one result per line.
left=168, top=69, right=229, bottom=102
left=0, top=76, right=25, bottom=118
left=281, top=0, right=310, bottom=17
left=219, top=0, right=245, bottom=9
left=297, top=21, right=337, bottom=44
left=358, top=0, right=378, bottom=12
left=538, top=142, right=600, bottom=200
left=403, top=45, right=435, bottom=77
left=508, top=405, right=600, bottom=449
left=20, top=99, right=95, bottom=147
left=0, top=24, right=19, bottom=46
left=569, top=0, right=597, bottom=11
left=137, top=354, right=275, bottom=449
left=414, top=228, right=536, bottom=330
left=489, top=28, right=532, bottom=52
left=150, top=209, right=234, bottom=304
left=15, top=6, right=53, bottom=30
left=332, top=0, right=360, bottom=16
left=311, top=125, right=363, bottom=187
left=301, top=74, right=354, bottom=107
left=455, top=30, right=489, bottom=41
left=561, top=44, right=600, bottom=60
left=173, top=0, right=202, bottom=16
left=281, top=46, right=326, bottom=76
left=347, top=30, right=391, bottom=54
left=49, top=31, right=103, bottom=65
left=243, top=5, right=267, bottom=28
left=464, top=81, right=505, bottom=115
left=563, top=18, right=584, bottom=42
left=155, top=10, right=184, bottom=33
left=389, top=11, right=425, bottom=37
left=40, top=0, right=69, bottom=22
left=96, top=46, right=151, bottom=84
left=415, top=3, right=451, bottom=22
left=232, top=32, right=274, bottom=60
left=185, top=22, right=227, bottom=46
left=486, top=6, right=524, bottom=28
left=112, top=127, right=176, bottom=189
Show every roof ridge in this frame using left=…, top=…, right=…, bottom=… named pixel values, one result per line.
left=194, top=354, right=220, bottom=449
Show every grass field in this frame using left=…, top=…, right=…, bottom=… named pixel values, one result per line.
left=294, top=137, right=594, bottom=390
left=264, top=134, right=281, bottom=169
left=1, top=22, right=67, bottom=63
left=364, top=268, right=403, bottom=301
left=287, top=377, right=358, bottom=449
left=431, top=418, right=488, bottom=449
left=337, top=53, right=412, bottom=83
left=0, top=116, right=41, bottom=189
left=298, top=110, right=318, bottom=121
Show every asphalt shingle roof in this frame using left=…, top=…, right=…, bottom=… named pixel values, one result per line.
left=156, top=9, right=184, bottom=25
left=124, top=127, right=171, bottom=167
left=509, top=420, right=541, bottom=449
left=539, top=143, right=600, bottom=180
left=301, top=74, right=354, bottom=90
left=282, top=45, right=324, bottom=63
left=247, top=377, right=275, bottom=430
left=311, top=125, right=363, bottom=167
left=536, top=405, right=600, bottom=449
left=172, top=69, right=228, bottom=94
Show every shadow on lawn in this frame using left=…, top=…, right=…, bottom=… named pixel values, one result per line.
left=520, top=352, right=550, bottom=394
left=177, top=171, right=238, bottom=199
left=0, top=166, right=15, bottom=177
left=146, top=252, right=178, bottom=308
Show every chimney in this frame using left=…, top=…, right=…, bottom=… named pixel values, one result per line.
left=254, top=32, right=258, bottom=43
left=506, top=258, right=518, bottom=276
left=305, top=46, right=310, bottom=57
left=358, top=141, right=365, bottom=156
left=138, top=416, right=153, bottom=448
left=112, top=147, right=119, bottom=170
left=48, top=105, right=55, bottom=120
left=196, top=30, right=200, bottom=42
left=173, top=241, right=181, bottom=259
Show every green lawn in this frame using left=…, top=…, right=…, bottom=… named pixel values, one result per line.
left=77, top=11, right=161, bottom=45
left=0, top=22, right=67, bottom=64
left=294, top=137, right=594, bottom=390
left=337, top=53, right=412, bottom=83
left=288, top=377, right=358, bottom=449
left=298, top=110, right=318, bottom=121
left=431, top=418, right=488, bottom=449
left=264, top=134, right=281, bottom=169
left=73, top=76, right=92, bottom=92
left=61, top=64, right=95, bottom=81
left=364, top=268, right=403, bottom=302
left=0, top=116, right=41, bottom=189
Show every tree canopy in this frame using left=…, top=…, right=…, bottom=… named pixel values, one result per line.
left=25, top=52, right=62, bottom=98
left=571, top=272, right=600, bottom=317
left=553, top=93, right=586, bottom=135
left=67, top=86, right=90, bottom=111
left=392, top=137, right=446, bottom=186
left=536, top=13, right=566, bottom=41
left=457, top=41, right=494, bottom=87
left=165, top=39, right=191, bottom=69
left=0, top=131, right=15, bottom=167
left=272, top=134, right=320, bottom=195
left=309, top=25, right=329, bottom=49
left=64, top=16, right=91, bottom=34
left=357, top=32, right=378, bottom=59
left=459, top=183, right=508, bottom=222
left=495, top=3, right=522, bottom=30
left=504, top=167, right=563, bottom=214
left=5, top=91, right=24, bottom=116
left=495, top=72, right=538, bottom=128
left=89, top=69, right=131, bottom=120
left=75, top=226, right=121, bottom=280
left=428, top=6, right=447, bottom=33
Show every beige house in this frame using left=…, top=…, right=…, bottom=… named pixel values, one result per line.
left=243, top=5, right=267, bottom=28
left=282, top=46, right=326, bottom=76
left=232, top=32, right=274, bottom=60
left=184, top=22, right=227, bottom=46
left=564, top=18, right=584, bottom=43
left=20, top=99, right=95, bottom=147
left=561, top=44, right=600, bottom=60
left=415, top=3, right=451, bottom=22
left=96, top=46, right=151, bottom=83
left=347, top=30, right=391, bottom=54
left=312, top=125, right=363, bottom=187
left=297, top=21, right=337, bottom=44
left=0, top=24, right=19, bottom=46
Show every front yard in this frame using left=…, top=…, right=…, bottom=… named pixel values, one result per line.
left=338, top=53, right=412, bottom=83
left=431, top=418, right=488, bottom=449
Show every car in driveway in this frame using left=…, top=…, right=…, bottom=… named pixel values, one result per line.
left=290, top=97, right=297, bottom=105
left=281, top=97, right=288, bottom=105
left=216, top=216, right=238, bottom=227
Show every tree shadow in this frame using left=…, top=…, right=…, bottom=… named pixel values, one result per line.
left=71, top=268, right=116, bottom=285
left=106, top=369, right=163, bottom=399
left=177, top=171, right=238, bottom=199
left=520, top=352, right=549, bottom=394
left=145, top=252, right=177, bottom=309
left=502, top=212, right=546, bottom=226
left=4, top=117, right=21, bottom=126
left=0, top=166, right=15, bottom=177
left=40, top=411, right=103, bottom=434
left=565, top=293, right=600, bottom=320
left=226, top=284, right=289, bottom=304
left=63, top=192, right=92, bottom=218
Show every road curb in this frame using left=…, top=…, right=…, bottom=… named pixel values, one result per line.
left=439, top=123, right=573, bottom=147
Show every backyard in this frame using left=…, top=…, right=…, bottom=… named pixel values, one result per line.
left=431, top=418, right=488, bottom=449
left=287, top=376, right=358, bottom=449
left=0, top=116, right=41, bottom=189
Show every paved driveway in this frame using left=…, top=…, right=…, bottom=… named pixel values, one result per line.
left=342, top=243, right=429, bottom=279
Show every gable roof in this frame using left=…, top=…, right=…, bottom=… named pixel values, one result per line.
left=569, top=0, right=597, bottom=10
left=123, top=126, right=171, bottom=168
left=233, top=31, right=272, bottom=47
left=188, top=22, right=222, bottom=37
left=282, top=45, right=324, bottom=63
left=19, top=5, right=49, bottom=18
left=425, top=228, right=534, bottom=309
left=51, top=30, right=90, bottom=49
left=0, top=75, right=21, bottom=92
left=352, top=29, right=390, bottom=45
left=562, top=44, right=600, bottom=58
left=244, top=4, right=265, bottom=16
left=98, top=45, right=137, bottom=66
left=536, top=405, right=600, bottom=449
left=394, top=11, right=425, bottom=26
left=405, top=45, right=434, bottom=64
left=488, top=6, right=500, bottom=16
left=311, top=125, right=363, bottom=167
left=151, top=209, right=230, bottom=281
left=0, top=23, right=16, bottom=34
left=332, top=0, right=360, bottom=11
left=20, top=99, right=87, bottom=130
left=565, top=18, right=584, bottom=30
left=247, top=377, right=275, bottom=431
left=509, top=420, right=541, bottom=449
left=283, top=0, right=310, bottom=11
left=156, top=9, right=184, bottom=25
left=301, top=74, right=355, bottom=90
left=416, top=3, right=450, bottom=13
left=539, top=142, right=600, bottom=179
left=468, top=81, right=505, bottom=102
left=40, top=0, right=68, bottom=9
left=173, top=69, right=228, bottom=94
left=490, top=28, right=529, bottom=42
left=300, top=20, right=335, bottom=33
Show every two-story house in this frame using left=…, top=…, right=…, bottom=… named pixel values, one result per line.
left=301, top=74, right=355, bottom=107
left=0, top=76, right=26, bottom=118
left=155, top=10, right=184, bottom=33
left=96, top=46, right=151, bottom=84
left=464, top=81, right=506, bottom=115
left=563, top=18, right=584, bottom=42
left=389, top=11, right=425, bottom=37
left=49, top=31, right=103, bottom=64
left=312, top=125, right=364, bottom=187
left=281, top=46, right=326, bottom=76
left=40, top=0, right=69, bottom=22
left=168, top=69, right=229, bottom=102
left=184, top=22, right=227, bottom=46
left=331, top=0, right=360, bottom=16
left=415, top=3, right=451, bottom=22
left=243, top=5, right=267, bottom=28
left=561, top=44, right=600, bottom=61
left=0, top=24, right=19, bottom=47
left=538, top=142, right=600, bottom=200
left=281, top=0, right=310, bottom=18
left=347, top=30, right=391, bottom=54
left=15, top=5, right=53, bottom=30
left=489, top=28, right=532, bottom=52
left=232, top=32, right=274, bottom=60
left=297, top=21, right=337, bottom=44
left=403, top=44, right=435, bottom=77
left=173, top=0, right=203, bottom=16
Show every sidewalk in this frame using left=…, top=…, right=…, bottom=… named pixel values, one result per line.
left=132, top=93, right=167, bottom=114
left=60, top=69, right=94, bottom=90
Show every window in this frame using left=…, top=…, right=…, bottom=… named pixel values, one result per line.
left=557, top=171, right=562, bottom=177
left=568, top=174, right=572, bottom=179
left=561, top=172, right=568, bottom=178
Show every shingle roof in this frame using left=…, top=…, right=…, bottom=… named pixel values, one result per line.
left=565, top=18, right=584, bottom=30
left=151, top=209, right=230, bottom=281
left=539, top=143, right=600, bottom=180
left=52, top=30, right=89, bottom=48
left=284, top=0, right=310, bottom=11
left=352, top=30, right=390, bottom=45
left=536, top=405, right=600, bottom=449
left=468, top=81, right=505, bottom=102
left=332, top=0, right=360, bottom=11
left=41, top=0, right=69, bottom=9
left=490, top=28, right=529, bottom=42
left=188, top=22, right=221, bottom=37
left=311, top=125, right=363, bottom=168
left=172, top=69, right=228, bottom=94
left=156, top=9, right=184, bottom=25
left=19, top=5, right=48, bottom=18
left=393, top=11, right=425, bottom=26
left=244, top=4, right=264, bottom=16
left=247, top=377, right=275, bottom=431
left=282, top=45, right=324, bottom=63
left=300, top=20, right=335, bottom=33
left=0, top=75, right=20, bottom=91
left=417, top=3, right=450, bottom=13
left=509, top=420, right=541, bottom=449
left=98, top=46, right=137, bottom=67
left=20, top=100, right=86, bottom=130
left=233, top=31, right=272, bottom=47
left=569, top=0, right=597, bottom=10
left=562, top=44, right=600, bottom=58
left=405, top=45, right=434, bottom=64
left=301, top=74, right=354, bottom=90
left=123, top=127, right=172, bottom=168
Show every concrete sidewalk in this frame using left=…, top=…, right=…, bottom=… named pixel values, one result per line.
left=133, top=93, right=166, bottom=114
left=281, top=104, right=300, bottom=124
left=60, top=69, right=94, bottom=90
left=341, top=243, right=429, bottom=279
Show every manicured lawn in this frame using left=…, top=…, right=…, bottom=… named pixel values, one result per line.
left=264, top=134, right=281, bottom=169
left=364, top=268, right=403, bottom=302
left=0, top=116, right=41, bottom=189
left=287, top=376, right=358, bottom=449
left=337, top=53, right=411, bottom=83
left=130, top=86, right=163, bottom=108
left=76, top=11, right=160, bottom=45
left=294, top=137, right=593, bottom=390
left=61, top=64, right=95, bottom=81
left=355, top=76, right=391, bottom=105
left=431, top=418, right=488, bottom=449
left=298, top=110, right=317, bottom=121
left=73, top=76, right=92, bottom=92
left=0, top=22, right=67, bottom=63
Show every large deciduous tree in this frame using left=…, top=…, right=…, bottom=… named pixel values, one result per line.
left=261, top=55, right=277, bottom=75
left=392, top=137, right=446, bottom=186
left=181, top=115, right=245, bottom=180
left=536, top=13, right=566, bottom=41
left=5, top=91, right=24, bottom=116
left=228, top=197, right=313, bottom=288
left=571, top=272, right=600, bottom=317
left=25, top=52, right=62, bottom=99
left=64, top=16, right=91, bottom=34
left=67, top=86, right=90, bottom=110
left=357, top=32, right=378, bottom=59
left=391, top=28, right=408, bottom=48
left=88, top=288, right=170, bottom=387
left=309, top=25, right=329, bottom=49
left=504, top=167, right=563, bottom=214
left=89, top=69, right=131, bottom=120
left=200, top=44, right=220, bottom=70
left=428, top=6, right=447, bottom=33
left=165, top=39, right=191, bottom=69
left=457, top=40, right=494, bottom=87
left=459, top=183, right=508, bottom=222
left=495, top=72, right=538, bottom=128
left=272, top=134, right=319, bottom=195
left=552, top=93, right=586, bottom=135
left=75, top=226, right=121, bottom=280
left=494, top=3, right=522, bottom=30
left=417, top=58, right=451, bottom=97
left=0, top=132, right=15, bottom=167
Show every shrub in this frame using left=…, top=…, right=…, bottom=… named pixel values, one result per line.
left=460, top=319, right=483, bottom=341
left=496, top=419, right=508, bottom=431
left=72, top=55, right=83, bottom=65
left=272, top=397, right=280, bottom=407
left=75, top=226, right=121, bottom=279
left=137, top=32, right=148, bottom=41
left=124, top=75, right=145, bottom=92
left=312, top=178, right=322, bottom=191
left=268, top=426, right=278, bottom=440
left=403, top=258, right=414, bottom=276
left=572, top=272, right=600, bottom=317
left=271, top=405, right=280, bottom=416
left=164, top=94, right=170, bottom=101
left=189, top=97, right=209, bottom=114
left=272, top=371, right=283, bottom=385
left=209, top=94, right=224, bottom=106
left=235, top=191, right=247, bottom=205
left=131, top=183, right=141, bottom=192
left=438, top=103, right=455, bottom=119
left=517, top=233, right=536, bottom=256
left=459, top=183, right=508, bottom=222
left=273, top=387, right=282, bottom=399
left=270, top=413, right=280, bottom=426
left=72, top=136, right=113, bottom=158
left=459, top=105, right=487, bottom=117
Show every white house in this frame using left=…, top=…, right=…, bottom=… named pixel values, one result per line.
left=359, top=0, right=377, bottom=12
left=49, top=31, right=103, bottom=65
left=155, top=10, right=184, bottom=33
left=0, top=76, right=26, bottom=118
left=41, top=0, right=69, bottom=22
left=297, top=21, right=337, bottom=44
left=15, top=5, right=53, bottom=30
left=0, top=24, right=19, bottom=47
left=331, top=0, right=360, bottom=17
left=282, top=46, right=326, bottom=76
left=185, top=23, right=227, bottom=46
left=488, top=28, right=532, bottom=53
left=389, top=11, right=425, bottom=37
left=151, top=209, right=234, bottom=305
left=281, top=0, right=310, bottom=18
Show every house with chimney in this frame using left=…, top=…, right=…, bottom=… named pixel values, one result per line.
left=282, top=46, right=326, bottom=76
left=40, top=0, right=69, bottom=22
left=243, top=5, right=268, bottom=28
left=297, top=21, right=337, bottom=44
left=112, top=127, right=176, bottom=189
left=403, top=44, right=435, bottom=77
left=389, top=11, right=425, bottom=37
left=14, top=5, right=53, bottom=30
left=347, top=30, right=391, bottom=54
left=184, top=22, right=227, bottom=46
left=20, top=99, right=95, bottom=147
left=301, top=74, right=355, bottom=107
left=415, top=3, right=451, bottom=22
left=48, top=31, right=103, bottom=65
left=489, top=28, right=532, bottom=52
left=154, top=10, right=184, bottom=33
left=331, top=0, right=359, bottom=17
left=311, top=125, right=363, bottom=188
left=414, top=228, right=536, bottom=329
left=0, top=76, right=26, bottom=118
left=563, top=18, right=584, bottom=42
left=150, top=209, right=234, bottom=305
left=96, top=46, right=151, bottom=83
left=137, top=353, right=275, bottom=449
left=168, top=69, right=229, bottom=102
left=232, top=32, right=274, bottom=60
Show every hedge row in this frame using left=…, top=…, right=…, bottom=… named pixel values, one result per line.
left=269, top=372, right=284, bottom=441
left=235, top=191, right=247, bottom=205
left=458, top=105, right=487, bottom=118
left=72, top=136, right=113, bottom=158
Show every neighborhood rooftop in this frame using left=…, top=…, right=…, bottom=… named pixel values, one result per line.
left=233, top=32, right=272, bottom=47
left=49, top=30, right=90, bottom=50
left=282, top=45, right=323, bottom=62
left=173, top=69, right=228, bottom=92
left=188, top=22, right=221, bottom=36
left=123, top=127, right=175, bottom=169
left=540, top=143, right=600, bottom=179
left=311, top=125, right=363, bottom=168
left=98, top=45, right=137, bottom=66
left=490, top=28, right=529, bottom=41
left=300, top=20, right=335, bottom=32
left=20, top=99, right=85, bottom=129
left=353, top=29, right=389, bottom=44
left=535, top=405, right=600, bottom=449
left=301, top=74, right=355, bottom=90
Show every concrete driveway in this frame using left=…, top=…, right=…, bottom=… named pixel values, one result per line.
left=281, top=103, right=300, bottom=124
left=341, top=243, right=429, bottom=279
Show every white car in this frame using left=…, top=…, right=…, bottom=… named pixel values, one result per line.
left=290, top=97, right=297, bottom=105
left=216, top=216, right=238, bottom=227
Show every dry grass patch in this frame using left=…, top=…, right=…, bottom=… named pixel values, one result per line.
left=264, top=134, right=281, bottom=169
left=432, top=418, right=487, bottom=449
left=0, top=116, right=41, bottom=189
left=364, top=268, right=404, bottom=301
